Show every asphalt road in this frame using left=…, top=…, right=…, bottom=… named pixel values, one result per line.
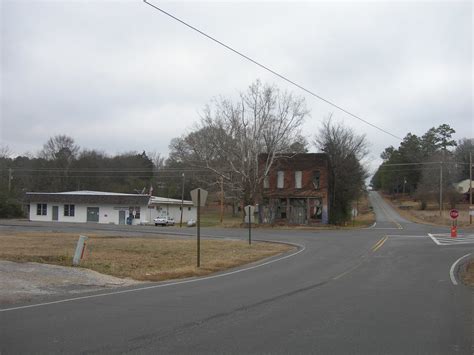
left=1, top=192, right=472, bottom=354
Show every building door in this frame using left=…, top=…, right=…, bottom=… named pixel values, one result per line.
left=119, top=210, right=126, bottom=225
left=52, top=206, right=59, bottom=221
left=87, top=207, right=99, bottom=222
left=289, top=199, right=307, bottom=224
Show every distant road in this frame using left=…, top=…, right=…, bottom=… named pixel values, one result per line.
left=1, top=191, right=472, bottom=354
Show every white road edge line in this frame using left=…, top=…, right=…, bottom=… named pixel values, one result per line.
left=366, top=222, right=377, bottom=229
left=428, top=233, right=442, bottom=246
left=0, top=241, right=306, bottom=313
left=449, top=253, right=471, bottom=286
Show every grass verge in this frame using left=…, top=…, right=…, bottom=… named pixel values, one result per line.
left=461, top=260, right=474, bottom=287
left=381, top=193, right=474, bottom=228
left=0, top=232, right=293, bottom=282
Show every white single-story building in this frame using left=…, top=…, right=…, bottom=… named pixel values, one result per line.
left=147, top=196, right=196, bottom=224
left=25, top=191, right=197, bottom=225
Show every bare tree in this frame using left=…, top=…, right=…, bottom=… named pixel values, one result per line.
left=0, top=145, right=12, bottom=159
left=39, top=135, right=80, bottom=163
left=314, top=117, right=369, bottom=223
left=169, top=80, right=308, bottom=204
left=148, top=151, right=166, bottom=171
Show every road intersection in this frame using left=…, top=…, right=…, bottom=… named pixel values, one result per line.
left=0, top=192, right=472, bottom=354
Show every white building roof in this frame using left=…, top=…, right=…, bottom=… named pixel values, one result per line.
left=26, top=191, right=195, bottom=206
left=27, top=190, right=148, bottom=197
left=149, top=196, right=194, bottom=206
left=453, top=179, right=474, bottom=194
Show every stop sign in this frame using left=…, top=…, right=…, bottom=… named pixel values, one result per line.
left=450, top=209, right=459, bottom=219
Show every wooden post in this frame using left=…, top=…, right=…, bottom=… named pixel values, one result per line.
left=220, top=176, right=224, bottom=224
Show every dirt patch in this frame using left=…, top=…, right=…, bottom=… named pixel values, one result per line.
left=461, top=260, right=474, bottom=287
left=0, top=232, right=293, bottom=282
left=0, top=260, right=141, bottom=305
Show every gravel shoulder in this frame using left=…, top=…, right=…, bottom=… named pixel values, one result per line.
left=0, top=260, right=142, bottom=305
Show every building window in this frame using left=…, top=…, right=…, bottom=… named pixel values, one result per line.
left=277, top=171, right=284, bottom=189
left=295, top=171, right=302, bottom=189
left=313, top=171, right=320, bottom=189
left=37, top=203, right=47, bottom=216
left=188, top=207, right=191, bottom=211
left=129, top=206, right=141, bottom=219
left=263, top=175, right=270, bottom=189
left=64, top=204, right=75, bottom=217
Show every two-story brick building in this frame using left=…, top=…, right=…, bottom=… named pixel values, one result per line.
left=257, top=153, right=330, bottom=225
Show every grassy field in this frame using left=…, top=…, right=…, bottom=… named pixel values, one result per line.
left=199, top=207, right=243, bottom=227
left=0, top=232, right=293, bottom=282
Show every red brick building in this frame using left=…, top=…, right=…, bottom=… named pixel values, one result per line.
left=257, top=153, right=330, bottom=224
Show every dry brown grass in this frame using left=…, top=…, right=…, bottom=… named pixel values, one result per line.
left=0, top=232, right=293, bottom=282
left=383, top=194, right=474, bottom=228
left=462, top=261, right=474, bottom=287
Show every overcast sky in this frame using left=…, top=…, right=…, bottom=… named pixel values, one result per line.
left=1, top=0, right=472, bottom=174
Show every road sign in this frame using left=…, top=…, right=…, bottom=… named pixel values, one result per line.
left=245, top=205, right=255, bottom=224
left=190, top=188, right=208, bottom=207
left=351, top=208, right=358, bottom=217
left=450, top=209, right=459, bottom=219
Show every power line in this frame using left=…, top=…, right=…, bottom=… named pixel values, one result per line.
left=143, top=0, right=403, bottom=141
left=380, top=161, right=468, bottom=167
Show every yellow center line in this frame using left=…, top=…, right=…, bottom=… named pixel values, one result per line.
left=371, top=236, right=386, bottom=251
left=332, top=263, right=363, bottom=280
left=376, top=196, right=403, bottom=230
left=372, top=236, right=388, bottom=252
left=332, top=236, right=389, bottom=281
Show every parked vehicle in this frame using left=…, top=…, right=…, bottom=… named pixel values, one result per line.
left=187, top=219, right=196, bottom=227
left=154, top=216, right=175, bottom=226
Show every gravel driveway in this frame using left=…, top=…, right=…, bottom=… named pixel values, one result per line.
left=0, top=260, right=142, bottom=305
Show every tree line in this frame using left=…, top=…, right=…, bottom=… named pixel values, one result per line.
left=2, top=80, right=369, bottom=223
left=371, top=124, right=472, bottom=208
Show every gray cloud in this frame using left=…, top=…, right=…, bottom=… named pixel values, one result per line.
left=1, top=0, right=472, bottom=173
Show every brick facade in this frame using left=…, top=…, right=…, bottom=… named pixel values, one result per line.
left=258, top=153, right=331, bottom=224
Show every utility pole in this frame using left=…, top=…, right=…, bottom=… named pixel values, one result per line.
left=439, top=162, right=443, bottom=217
left=8, top=168, right=12, bottom=193
left=197, top=188, right=201, bottom=267
left=220, top=176, right=224, bottom=224
left=470, top=152, right=472, bottom=224
left=180, top=173, right=185, bottom=227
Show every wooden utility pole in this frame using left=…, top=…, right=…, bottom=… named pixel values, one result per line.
left=180, top=173, right=185, bottom=227
left=470, top=152, right=472, bottom=224
left=8, top=168, right=12, bottom=193
left=439, top=162, right=443, bottom=217
left=220, top=176, right=224, bottom=224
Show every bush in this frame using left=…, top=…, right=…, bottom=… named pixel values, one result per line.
left=0, top=198, right=25, bottom=218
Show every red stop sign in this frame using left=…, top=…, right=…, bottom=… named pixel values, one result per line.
left=450, top=209, right=459, bottom=219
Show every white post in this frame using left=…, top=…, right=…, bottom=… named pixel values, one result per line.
left=73, top=235, right=88, bottom=266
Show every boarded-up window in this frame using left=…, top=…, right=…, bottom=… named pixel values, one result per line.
left=295, top=171, right=302, bottom=189
left=263, top=175, right=270, bottom=189
left=313, top=171, right=320, bottom=189
left=277, top=171, right=284, bottom=188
